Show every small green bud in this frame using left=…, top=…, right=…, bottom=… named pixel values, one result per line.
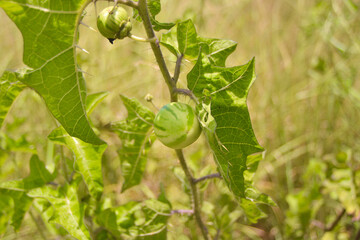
left=97, top=6, right=132, bottom=43
left=145, top=94, right=153, bottom=102
left=153, top=102, right=202, bottom=149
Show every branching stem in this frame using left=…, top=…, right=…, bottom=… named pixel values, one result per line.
left=173, top=88, right=199, bottom=104
left=119, top=0, right=209, bottom=238
left=171, top=209, right=194, bottom=215
left=194, top=173, right=222, bottom=184
left=176, top=150, right=210, bottom=240
left=173, top=54, right=183, bottom=83
left=128, top=33, right=157, bottom=43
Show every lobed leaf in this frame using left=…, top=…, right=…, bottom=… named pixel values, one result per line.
left=0, top=71, right=26, bottom=128
left=161, top=19, right=237, bottom=66
left=188, top=53, right=264, bottom=198
left=0, top=155, right=54, bottom=231
left=28, top=179, right=91, bottom=240
left=97, top=199, right=171, bottom=239
left=0, top=0, right=103, bottom=145
left=0, top=190, right=32, bottom=231
left=111, top=95, right=155, bottom=192
left=0, top=194, right=14, bottom=234
left=48, top=127, right=106, bottom=200
left=0, top=155, right=55, bottom=191
left=133, top=0, right=175, bottom=31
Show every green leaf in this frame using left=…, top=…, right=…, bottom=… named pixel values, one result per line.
left=239, top=198, right=267, bottom=224
left=0, top=71, right=26, bottom=128
left=161, top=19, right=237, bottom=66
left=48, top=127, right=106, bottom=200
left=0, top=190, right=32, bottom=231
left=151, top=17, right=175, bottom=31
left=28, top=180, right=91, bottom=240
left=0, top=155, right=55, bottom=191
left=188, top=53, right=263, bottom=198
left=0, top=194, right=14, bottom=234
left=0, top=0, right=103, bottom=145
left=0, top=155, right=55, bottom=231
left=147, top=0, right=161, bottom=16
left=244, top=154, right=275, bottom=206
left=197, top=37, right=237, bottom=67
left=133, top=0, right=175, bottom=31
left=177, top=19, right=199, bottom=60
left=111, top=95, right=155, bottom=192
left=97, top=199, right=171, bottom=238
left=85, top=91, right=109, bottom=116
left=48, top=92, right=108, bottom=200
left=0, top=132, right=36, bottom=153
left=131, top=199, right=170, bottom=237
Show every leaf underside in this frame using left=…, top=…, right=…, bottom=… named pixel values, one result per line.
left=0, top=0, right=102, bottom=145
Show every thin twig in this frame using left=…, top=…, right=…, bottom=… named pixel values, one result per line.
left=325, top=208, right=346, bottom=231
left=176, top=149, right=210, bottom=240
left=171, top=209, right=194, bottom=215
left=214, top=229, right=221, bottom=240
left=173, top=88, right=199, bottom=104
left=355, top=228, right=360, bottom=240
left=29, top=209, right=47, bottom=240
left=194, top=173, right=222, bottom=184
left=173, top=54, right=183, bottom=83
left=96, top=0, right=138, bottom=8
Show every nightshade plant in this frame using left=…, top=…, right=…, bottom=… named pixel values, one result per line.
left=0, top=0, right=275, bottom=239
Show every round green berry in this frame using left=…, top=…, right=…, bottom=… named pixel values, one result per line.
left=154, top=102, right=202, bottom=149
left=97, top=6, right=132, bottom=43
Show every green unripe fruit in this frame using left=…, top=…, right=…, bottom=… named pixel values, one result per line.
left=97, top=6, right=132, bottom=43
left=154, top=102, right=202, bottom=149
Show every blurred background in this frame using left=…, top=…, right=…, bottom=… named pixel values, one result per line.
left=1, top=0, right=360, bottom=239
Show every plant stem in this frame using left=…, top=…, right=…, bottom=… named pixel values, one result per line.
left=173, top=88, right=199, bottom=104
left=171, top=209, right=194, bottom=215
left=137, top=0, right=177, bottom=102
left=176, top=149, right=210, bottom=240
left=29, top=209, right=47, bottom=240
left=136, top=1, right=208, bottom=238
left=194, top=173, right=222, bottom=184
left=128, top=33, right=157, bottom=43
left=325, top=208, right=346, bottom=232
left=173, top=54, right=183, bottom=83
left=356, top=228, right=360, bottom=240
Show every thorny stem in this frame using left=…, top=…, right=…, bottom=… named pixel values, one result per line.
left=137, top=0, right=177, bottom=102
left=115, top=0, right=210, bottom=238
left=176, top=150, right=210, bottom=240
left=194, top=173, right=222, bottom=184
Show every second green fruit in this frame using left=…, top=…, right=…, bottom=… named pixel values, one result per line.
left=97, top=6, right=132, bottom=43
